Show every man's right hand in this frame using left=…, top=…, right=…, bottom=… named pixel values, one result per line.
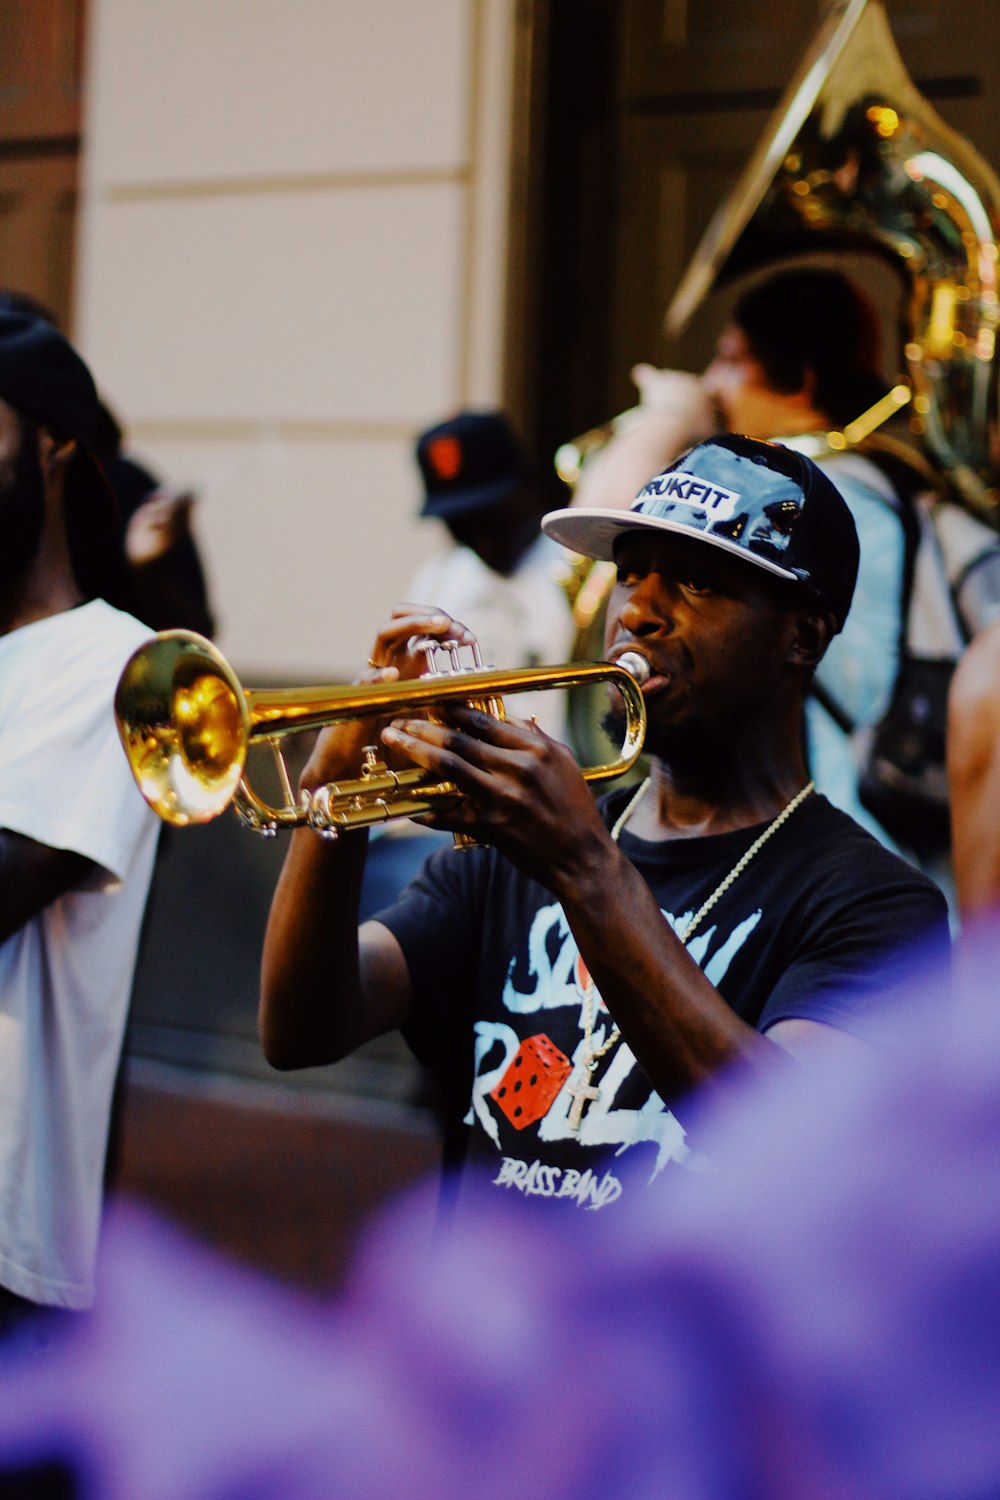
left=571, top=366, right=716, bottom=512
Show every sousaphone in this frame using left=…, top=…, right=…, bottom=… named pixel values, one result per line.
left=666, top=0, right=1000, bottom=513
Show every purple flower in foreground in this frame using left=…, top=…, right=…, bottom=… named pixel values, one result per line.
left=0, top=920, right=998, bottom=1498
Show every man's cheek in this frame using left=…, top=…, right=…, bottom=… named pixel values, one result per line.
left=603, top=591, right=625, bottom=650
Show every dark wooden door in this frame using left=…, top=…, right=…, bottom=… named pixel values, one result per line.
left=517, top=0, right=1000, bottom=464
left=0, top=0, right=86, bottom=329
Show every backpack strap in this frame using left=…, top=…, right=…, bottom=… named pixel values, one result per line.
left=907, top=495, right=970, bottom=655
left=810, top=674, right=859, bottom=735
left=924, top=497, right=1000, bottom=638
left=808, top=446, right=921, bottom=737
left=837, top=442, right=975, bottom=660
left=864, top=435, right=1000, bottom=639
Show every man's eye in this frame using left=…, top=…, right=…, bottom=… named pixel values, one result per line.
left=616, top=564, right=641, bottom=585
left=681, top=575, right=713, bottom=595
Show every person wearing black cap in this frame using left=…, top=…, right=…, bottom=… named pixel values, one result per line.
left=0, top=309, right=159, bottom=1336
left=260, top=435, right=947, bottom=1213
left=0, top=288, right=215, bottom=640
left=407, top=411, right=573, bottom=739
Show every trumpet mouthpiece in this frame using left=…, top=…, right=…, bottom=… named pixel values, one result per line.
left=616, top=651, right=650, bottom=685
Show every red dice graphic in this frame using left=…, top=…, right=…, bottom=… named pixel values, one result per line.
left=490, top=1033, right=572, bottom=1129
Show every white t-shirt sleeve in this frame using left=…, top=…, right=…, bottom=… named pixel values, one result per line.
left=0, top=608, right=155, bottom=883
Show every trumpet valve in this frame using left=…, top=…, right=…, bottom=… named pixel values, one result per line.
left=416, top=636, right=493, bottom=678
left=360, top=744, right=386, bottom=778
left=304, top=783, right=338, bottom=839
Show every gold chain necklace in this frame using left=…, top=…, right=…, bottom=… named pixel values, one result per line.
left=565, top=775, right=816, bottom=1133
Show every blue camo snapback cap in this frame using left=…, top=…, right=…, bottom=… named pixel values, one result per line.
left=542, top=433, right=860, bottom=631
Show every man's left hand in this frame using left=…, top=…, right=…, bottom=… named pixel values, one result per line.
left=380, top=706, right=614, bottom=891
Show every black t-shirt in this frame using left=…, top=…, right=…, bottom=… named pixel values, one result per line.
left=375, top=789, right=948, bottom=1212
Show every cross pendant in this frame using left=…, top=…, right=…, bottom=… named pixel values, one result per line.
left=566, top=1070, right=601, bottom=1133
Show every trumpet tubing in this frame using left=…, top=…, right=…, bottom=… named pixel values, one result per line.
left=114, top=631, right=648, bottom=836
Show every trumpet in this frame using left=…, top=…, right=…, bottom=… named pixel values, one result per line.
left=114, top=630, right=649, bottom=837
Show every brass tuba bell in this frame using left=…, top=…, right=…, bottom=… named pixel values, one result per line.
left=665, top=0, right=1000, bottom=514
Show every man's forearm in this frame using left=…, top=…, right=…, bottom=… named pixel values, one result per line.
left=259, top=826, right=371, bottom=1069
left=556, top=845, right=778, bottom=1102
left=0, top=830, right=94, bottom=943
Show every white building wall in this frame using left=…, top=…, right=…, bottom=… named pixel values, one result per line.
left=75, top=0, right=516, bottom=678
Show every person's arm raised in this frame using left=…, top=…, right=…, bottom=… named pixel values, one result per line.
left=259, top=818, right=412, bottom=1070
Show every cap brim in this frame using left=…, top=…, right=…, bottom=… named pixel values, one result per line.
left=420, top=473, right=522, bottom=519
left=542, top=506, right=802, bottom=586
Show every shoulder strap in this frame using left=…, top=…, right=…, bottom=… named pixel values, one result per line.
left=863, top=436, right=1000, bottom=632
left=848, top=440, right=923, bottom=605
left=855, top=444, right=974, bottom=653
left=809, top=448, right=920, bottom=736
left=909, top=496, right=970, bottom=653
left=810, top=675, right=858, bottom=735
left=924, top=497, right=1000, bottom=637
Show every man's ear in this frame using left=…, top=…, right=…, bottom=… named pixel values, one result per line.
left=38, top=428, right=77, bottom=477
left=787, top=364, right=818, bottom=412
left=787, top=609, right=836, bottom=669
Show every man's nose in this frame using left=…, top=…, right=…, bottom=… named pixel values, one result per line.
left=617, top=574, right=673, bottom=636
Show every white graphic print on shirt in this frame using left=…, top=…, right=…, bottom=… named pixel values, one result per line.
left=465, top=896, right=763, bottom=1181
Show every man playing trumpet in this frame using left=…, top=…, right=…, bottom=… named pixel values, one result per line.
left=260, top=435, right=945, bottom=1210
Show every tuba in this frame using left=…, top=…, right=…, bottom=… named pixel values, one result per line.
left=666, top=0, right=1000, bottom=514
left=558, top=0, right=1000, bottom=517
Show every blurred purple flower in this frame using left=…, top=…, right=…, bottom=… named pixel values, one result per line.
left=1, top=920, right=998, bottom=1498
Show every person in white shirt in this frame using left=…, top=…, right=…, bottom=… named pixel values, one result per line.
left=407, top=411, right=575, bottom=741
left=0, top=310, right=159, bottom=1338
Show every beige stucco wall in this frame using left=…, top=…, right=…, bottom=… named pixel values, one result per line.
left=75, top=0, right=516, bottom=678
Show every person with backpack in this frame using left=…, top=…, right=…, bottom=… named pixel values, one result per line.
left=570, top=268, right=1000, bottom=880
left=710, top=272, right=1000, bottom=878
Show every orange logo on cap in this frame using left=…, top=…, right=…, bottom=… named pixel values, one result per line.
left=427, top=435, right=463, bottom=481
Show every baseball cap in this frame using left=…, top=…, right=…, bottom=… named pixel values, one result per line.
left=0, top=308, right=116, bottom=530
left=416, top=410, right=527, bottom=519
left=0, top=309, right=105, bottom=447
left=542, top=433, right=859, bottom=631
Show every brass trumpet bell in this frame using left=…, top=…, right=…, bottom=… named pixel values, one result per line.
left=115, top=631, right=249, bottom=826
left=114, top=630, right=648, bottom=836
